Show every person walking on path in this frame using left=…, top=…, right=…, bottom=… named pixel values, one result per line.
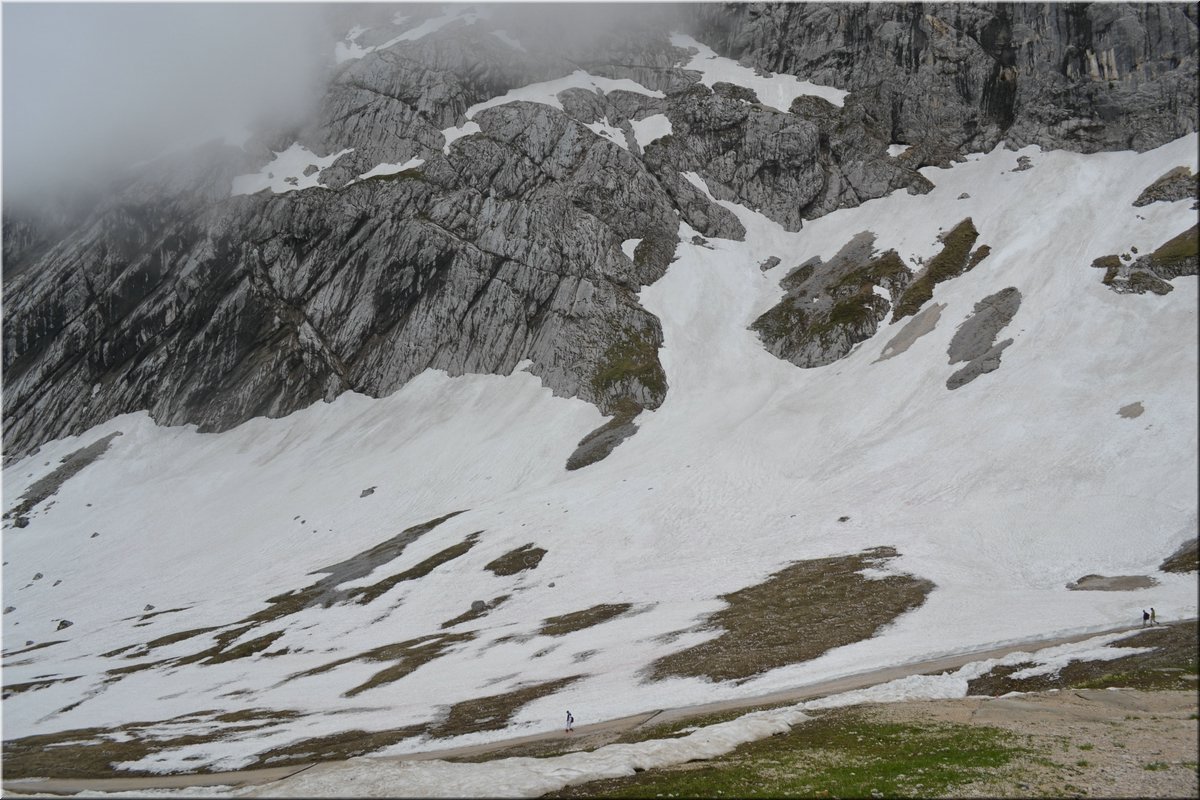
left=1150, top=607, right=1158, bottom=625
left=565, top=710, right=575, bottom=734
left=1142, top=609, right=1150, bottom=627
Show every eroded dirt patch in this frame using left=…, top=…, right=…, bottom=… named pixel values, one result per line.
left=649, top=546, right=933, bottom=683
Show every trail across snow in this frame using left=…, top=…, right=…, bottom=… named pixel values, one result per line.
left=3, top=134, right=1196, bottom=785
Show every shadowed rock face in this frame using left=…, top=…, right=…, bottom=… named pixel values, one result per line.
left=3, top=5, right=1196, bottom=456
left=692, top=3, right=1199, bottom=161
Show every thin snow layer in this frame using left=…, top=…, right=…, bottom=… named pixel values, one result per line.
left=254, top=709, right=809, bottom=798
left=441, top=71, right=664, bottom=152
left=347, top=157, right=425, bottom=186
left=4, top=136, right=1197, bottom=780
left=670, top=32, right=847, bottom=111
left=630, top=114, right=672, bottom=149
left=230, top=144, right=353, bottom=195
left=490, top=29, right=525, bottom=52
left=335, top=9, right=478, bottom=63
left=584, top=119, right=628, bottom=150
left=621, top=238, right=642, bottom=260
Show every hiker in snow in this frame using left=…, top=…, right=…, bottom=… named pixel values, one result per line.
left=565, top=710, right=574, bottom=733
left=1150, top=607, right=1158, bottom=625
left=1142, top=609, right=1150, bottom=627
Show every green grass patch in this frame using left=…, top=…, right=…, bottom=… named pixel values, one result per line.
left=1147, top=224, right=1198, bottom=272
left=539, top=603, right=634, bottom=637
left=649, top=546, right=932, bottom=684
left=591, top=326, right=667, bottom=401
left=485, top=543, right=547, bottom=577
left=892, top=218, right=981, bottom=321
left=548, top=705, right=1026, bottom=798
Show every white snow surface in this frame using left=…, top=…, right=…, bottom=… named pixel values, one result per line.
left=441, top=71, right=664, bottom=153
left=335, top=9, right=478, bottom=63
left=888, top=143, right=913, bottom=158
left=347, top=157, right=426, bottom=186
left=4, top=134, right=1198, bottom=790
left=629, top=114, right=672, bottom=149
left=670, top=32, right=848, bottom=111
left=230, top=144, right=353, bottom=196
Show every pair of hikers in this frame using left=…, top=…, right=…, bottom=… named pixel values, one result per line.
left=1141, top=608, right=1158, bottom=626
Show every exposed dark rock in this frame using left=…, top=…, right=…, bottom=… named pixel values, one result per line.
left=753, top=232, right=912, bottom=368
left=56, top=620, right=74, bottom=631
left=470, top=600, right=487, bottom=613
left=4, top=432, right=122, bottom=523
left=359, top=487, right=376, bottom=498
left=1133, top=166, right=1199, bottom=206
left=566, top=401, right=641, bottom=471
left=893, top=219, right=988, bottom=322
left=1091, top=224, right=1198, bottom=294
left=1160, top=538, right=1198, bottom=574
left=1012, top=155, right=1034, bottom=171
left=692, top=3, right=1198, bottom=158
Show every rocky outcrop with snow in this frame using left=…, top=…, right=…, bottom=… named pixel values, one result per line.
left=3, top=3, right=1197, bottom=457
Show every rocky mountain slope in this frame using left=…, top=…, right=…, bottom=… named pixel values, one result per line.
left=2, top=1, right=1197, bottom=786
left=5, top=2, right=1195, bottom=459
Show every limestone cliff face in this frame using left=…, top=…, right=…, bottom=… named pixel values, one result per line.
left=692, top=2, right=1198, bottom=161
left=4, top=4, right=1197, bottom=456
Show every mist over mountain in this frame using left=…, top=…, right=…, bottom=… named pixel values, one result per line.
left=1, top=3, right=1196, bottom=794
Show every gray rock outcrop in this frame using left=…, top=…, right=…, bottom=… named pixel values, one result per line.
left=1090, top=224, right=1198, bottom=295
left=692, top=3, right=1198, bottom=159
left=4, top=5, right=1196, bottom=455
left=1133, top=166, right=1199, bottom=207
left=946, top=287, right=1021, bottom=389
left=752, top=232, right=912, bottom=368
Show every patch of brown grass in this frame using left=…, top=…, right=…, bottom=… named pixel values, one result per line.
left=649, top=546, right=933, bottom=684
left=1160, top=539, right=1198, bottom=574
left=966, top=620, right=1199, bottom=695
left=539, top=604, right=634, bottom=637
left=485, top=544, right=548, bottom=576
left=441, top=595, right=511, bottom=629
left=430, top=676, right=583, bottom=739
left=352, top=532, right=482, bottom=605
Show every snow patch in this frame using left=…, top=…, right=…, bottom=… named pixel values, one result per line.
left=441, top=70, right=663, bottom=153
left=888, top=144, right=913, bottom=158
left=230, top=144, right=354, bottom=196
left=347, top=157, right=426, bottom=186
left=630, top=114, right=672, bottom=149
left=670, top=32, right=847, bottom=111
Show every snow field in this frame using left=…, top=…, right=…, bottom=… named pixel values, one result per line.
left=3, top=133, right=1197, bottom=779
